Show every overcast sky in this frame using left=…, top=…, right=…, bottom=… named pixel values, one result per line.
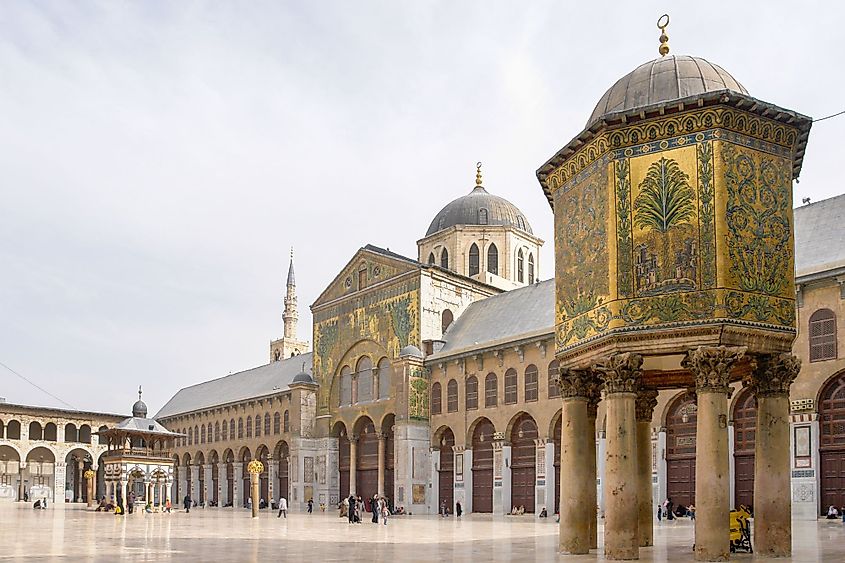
left=1, top=1, right=842, bottom=415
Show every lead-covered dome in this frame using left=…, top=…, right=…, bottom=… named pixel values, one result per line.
left=587, top=55, right=748, bottom=128
left=426, top=184, right=533, bottom=237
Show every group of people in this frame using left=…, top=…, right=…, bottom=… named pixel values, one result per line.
left=340, top=494, right=392, bottom=525
left=657, top=498, right=695, bottom=521
left=439, top=500, right=462, bottom=517
left=825, top=505, right=845, bottom=522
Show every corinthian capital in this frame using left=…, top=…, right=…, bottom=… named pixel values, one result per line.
left=556, top=368, right=601, bottom=400
left=745, top=353, right=801, bottom=398
left=586, top=374, right=603, bottom=419
left=635, top=388, right=659, bottom=422
left=682, top=346, right=746, bottom=394
left=596, top=353, right=643, bottom=395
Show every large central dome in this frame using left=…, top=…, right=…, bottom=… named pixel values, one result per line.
left=587, top=55, right=748, bottom=128
left=425, top=184, right=533, bottom=237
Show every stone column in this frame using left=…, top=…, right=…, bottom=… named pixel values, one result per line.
left=247, top=461, right=262, bottom=518
left=683, top=346, right=745, bottom=562
left=120, top=480, right=127, bottom=512
left=556, top=368, right=601, bottom=555
left=217, top=462, right=228, bottom=506
left=77, top=460, right=84, bottom=502
left=190, top=466, right=199, bottom=503
left=349, top=437, right=358, bottom=496
left=267, top=456, right=276, bottom=505
left=233, top=462, right=243, bottom=508
left=635, top=388, right=658, bottom=548
left=597, top=353, right=643, bottom=560
left=586, top=382, right=602, bottom=551
left=85, top=470, right=95, bottom=508
left=377, top=432, right=386, bottom=496
left=746, top=353, right=800, bottom=558
left=204, top=464, right=214, bottom=506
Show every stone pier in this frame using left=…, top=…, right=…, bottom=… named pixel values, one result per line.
left=635, top=388, right=658, bottom=548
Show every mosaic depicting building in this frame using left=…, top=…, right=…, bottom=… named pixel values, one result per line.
left=3, top=16, right=845, bottom=562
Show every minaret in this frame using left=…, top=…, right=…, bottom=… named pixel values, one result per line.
left=283, top=248, right=298, bottom=339
left=270, top=247, right=310, bottom=361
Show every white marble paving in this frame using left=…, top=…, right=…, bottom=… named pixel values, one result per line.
left=0, top=503, right=842, bottom=562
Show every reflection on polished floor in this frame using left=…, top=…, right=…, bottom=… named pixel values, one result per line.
left=1, top=503, right=843, bottom=562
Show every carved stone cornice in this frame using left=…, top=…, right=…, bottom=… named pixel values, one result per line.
left=586, top=372, right=603, bottom=419
left=682, top=346, right=746, bottom=394
left=596, top=353, right=643, bottom=395
left=635, top=388, right=659, bottom=422
left=745, top=352, right=801, bottom=398
left=556, top=368, right=602, bottom=400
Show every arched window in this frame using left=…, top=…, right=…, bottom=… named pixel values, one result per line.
left=478, top=208, right=488, bottom=225
left=487, top=243, right=498, bottom=275
left=485, top=373, right=498, bottom=407
left=255, top=415, right=261, bottom=437
left=44, top=422, right=57, bottom=441
left=188, top=427, right=193, bottom=445
left=238, top=418, right=244, bottom=439
left=194, top=426, right=199, bottom=444
left=339, top=366, right=352, bottom=406
left=441, top=248, right=449, bottom=270
left=517, top=250, right=524, bottom=283
left=504, top=368, right=518, bottom=404
left=378, top=357, right=391, bottom=400
left=283, top=410, right=290, bottom=433
left=431, top=382, right=442, bottom=415
left=64, top=423, right=78, bottom=443
left=525, top=365, right=539, bottom=402
left=528, top=253, right=535, bottom=284
left=548, top=360, right=561, bottom=399
left=469, top=243, right=480, bottom=276
left=274, top=413, right=281, bottom=434
left=264, top=413, right=271, bottom=435
left=79, top=425, right=91, bottom=443
left=810, top=308, right=837, bottom=362
left=356, top=356, right=374, bottom=403
left=442, top=309, right=454, bottom=334
left=230, top=419, right=236, bottom=440
left=222, top=420, right=228, bottom=441
left=201, top=425, right=206, bottom=444
left=215, top=422, right=220, bottom=442
left=29, top=421, right=42, bottom=441
left=246, top=417, right=253, bottom=437
left=5, top=420, right=21, bottom=440
left=447, top=379, right=458, bottom=412
left=428, top=252, right=435, bottom=265
left=466, top=376, right=478, bottom=410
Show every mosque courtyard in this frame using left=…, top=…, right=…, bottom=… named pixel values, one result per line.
left=1, top=504, right=844, bottom=562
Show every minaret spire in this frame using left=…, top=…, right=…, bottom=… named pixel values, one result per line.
left=283, top=247, right=298, bottom=340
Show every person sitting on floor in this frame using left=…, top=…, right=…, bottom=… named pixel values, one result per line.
left=539, top=507, right=548, bottom=518
left=827, top=505, right=839, bottom=519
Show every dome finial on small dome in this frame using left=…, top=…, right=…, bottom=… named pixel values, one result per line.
left=475, top=161, right=483, bottom=187
left=138, top=385, right=142, bottom=401
left=657, top=14, right=670, bottom=57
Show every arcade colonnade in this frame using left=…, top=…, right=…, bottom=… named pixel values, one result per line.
left=556, top=348, right=800, bottom=561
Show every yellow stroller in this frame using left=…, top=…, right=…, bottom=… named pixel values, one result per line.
left=729, top=505, right=753, bottom=553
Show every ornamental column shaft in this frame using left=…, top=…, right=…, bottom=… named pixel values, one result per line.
left=598, top=353, right=643, bottom=560
left=377, top=433, right=386, bottom=496
left=349, top=437, right=358, bottom=496
left=556, top=368, right=599, bottom=555
left=684, top=346, right=745, bottom=562
left=635, top=389, right=658, bottom=548
left=747, top=353, right=800, bottom=557
left=587, top=381, right=602, bottom=550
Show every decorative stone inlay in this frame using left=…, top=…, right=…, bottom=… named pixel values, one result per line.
left=682, top=346, right=745, bottom=394
left=596, top=353, right=643, bottom=394
left=635, top=388, right=659, bottom=422
left=745, top=352, right=801, bottom=398
left=556, top=367, right=602, bottom=400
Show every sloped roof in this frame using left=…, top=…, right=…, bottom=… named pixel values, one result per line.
left=109, top=417, right=180, bottom=436
left=430, top=279, right=554, bottom=359
left=155, top=353, right=314, bottom=419
left=795, top=194, right=845, bottom=278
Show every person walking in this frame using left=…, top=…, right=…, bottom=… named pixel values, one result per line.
left=128, top=492, right=135, bottom=515
left=380, top=497, right=389, bottom=526
left=657, top=504, right=662, bottom=522
left=183, top=494, right=192, bottom=513
left=307, top=498, right=313, bottom=514
left=165, top=498, right=172, bottom=513
left=348, top=495, right=356, bottom=524
left=277, top=496, right=288, bottom=518
left=371, top=495, right=379, bottom=523
left=456, top=502, right=462, bottom=518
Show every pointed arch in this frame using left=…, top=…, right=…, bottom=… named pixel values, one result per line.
left=487, top=243, right=498, bottom=275
left=441, top=248, right=449, bottom=270
left=516, top=249, right=524, bottom=283
left=469, top=243, right=480, bottom=276
left=528, top=252, right=535, bottom=284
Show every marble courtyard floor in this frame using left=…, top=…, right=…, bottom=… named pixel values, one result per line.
left=1, top=503, right=844, bottom=562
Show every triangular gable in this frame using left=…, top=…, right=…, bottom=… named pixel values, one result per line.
left=312, top=245, right=421, bottom=308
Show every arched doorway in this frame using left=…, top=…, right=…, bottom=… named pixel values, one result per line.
left=65, top=448, right=93, bottom=503
left=256, top=445, right=270, bottom=503
left=666, top=393, right=697, bottom=507
left=820, top=372, right=845, bottom=513
left=382, top=414, right=395, bottom=500
left=552, top=413, right=562, bottom=515
left=195, top=452, right=205, bottom=504
left=733, top=388, right=757, bottom=509
left=25, top=447, right=56, bottom=501
left=224, top=450, right=234, bottom=506
left=355, top=417, right=378, bottom=501
left=240, top=448, right=251, bottom=507
left=183, top=453, right=192, bottom=501
left=336, top=422, right=350, bottom=499
left=274, top=441, right=290, bottom=502
left=437, top=427, right=455, bottom=511
left=0, top=445, right=21, bottom=501
left=209, top=451, right=219, bottom=505
left=471, top=418, right=494, bottom=513
left=510, top=413, right=538, bottom=513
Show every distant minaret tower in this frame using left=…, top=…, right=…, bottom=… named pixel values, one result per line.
left=283, top=247, right=298, bottom=339
left=270, top=247, right=310, bottom=361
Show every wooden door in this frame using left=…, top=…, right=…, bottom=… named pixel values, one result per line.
left=439, top=428, right=455, bottom=511
left=510, top=414, right=538, bottom=512
left=278, top=457, right=289, bottom=501
left=553, top=416, right=561, bottom=514
left=733, top=389, right=756, bottom=509
left=820, top=372, right=845, bottom=514
left=821, top=450, right=845, bottom=512
left=666, top=395, right=697, bottom=507
left=357, top=419, right=378, bottom=500
left=339, top=435, right=350, bottom=499
left=472, top=419, right=494, bottom=513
